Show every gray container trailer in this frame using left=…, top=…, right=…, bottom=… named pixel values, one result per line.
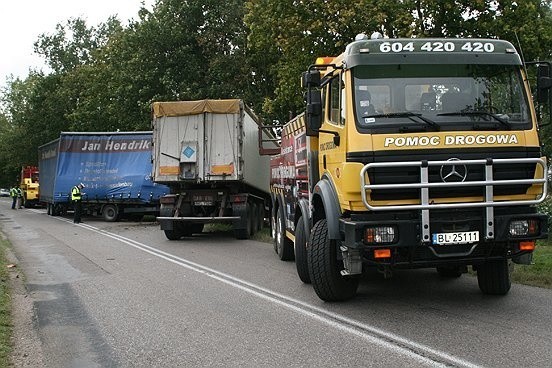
left=152, top=99, right=277, bottom=239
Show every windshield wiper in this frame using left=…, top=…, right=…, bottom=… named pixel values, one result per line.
left=366, top=112, right=440, bottom=131
left=437, top=111, right=511, bottom=130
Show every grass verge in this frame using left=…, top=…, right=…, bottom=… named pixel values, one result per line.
left=512, top=240, right=552, bottom=288
left=0, top=236, right=13, bottom=365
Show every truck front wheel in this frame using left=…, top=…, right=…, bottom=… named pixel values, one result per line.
left=308, top=219, right=359, bottom=301
left=476, top=260, right=512, bottom=295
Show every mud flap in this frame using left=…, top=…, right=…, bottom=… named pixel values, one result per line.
left=232, top=202, right=248, bottom=232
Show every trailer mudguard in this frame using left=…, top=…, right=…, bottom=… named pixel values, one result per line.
left=312, top=177, right=341, bottom=240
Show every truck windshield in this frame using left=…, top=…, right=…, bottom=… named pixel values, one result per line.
left=353, top=64, right=530, bottom=132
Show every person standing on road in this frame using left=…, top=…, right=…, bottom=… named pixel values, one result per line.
left=16, top=187, right=23, bottom=209
left=10, top=185, right=18, bottom=209
left=71, top=183, right=85, bottom=223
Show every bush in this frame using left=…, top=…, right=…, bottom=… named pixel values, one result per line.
left=538, top=195, right=552, bottom=233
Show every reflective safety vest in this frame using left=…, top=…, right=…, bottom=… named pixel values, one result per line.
left=71, top=186, right=82, bottom=201
left=10, top=188, right=17, bottom=197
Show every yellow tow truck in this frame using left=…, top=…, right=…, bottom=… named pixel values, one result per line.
left=267, top=34, right=551, bottom=301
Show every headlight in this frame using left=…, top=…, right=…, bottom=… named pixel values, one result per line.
left=509, top=219, right=539, bottom=237
left=364, top=226, right=396, bottom=244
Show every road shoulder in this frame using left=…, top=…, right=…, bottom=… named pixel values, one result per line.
left=5, top=245, right=44, bottom=367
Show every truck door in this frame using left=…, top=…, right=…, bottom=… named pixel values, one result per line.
left=204, top=112, right=240, bottom=181
left=319, top=72, right=347, bottom=194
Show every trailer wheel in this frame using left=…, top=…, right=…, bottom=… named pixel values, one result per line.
left=52, top=204, right=61, bottom=216
left=191, top=223, right=204, bottom=234
left=308, top=219, right=359, bottom=301
left=164, top=229, right=182, bottom=240
left=275, top=205, right=294, bottom=261
left=294, top=215, right=311, bottom=284
left=102, top=204, right=119, bottom=222
left=477, top=260, right=512, bottom=295
left=436, top=266, right=463, bottom=278
left=178, top=222, right=193, bottom=237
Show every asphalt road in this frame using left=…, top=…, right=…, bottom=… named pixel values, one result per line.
left=1, top=199, right=551, bottom=367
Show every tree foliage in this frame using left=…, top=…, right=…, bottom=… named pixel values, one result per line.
left=0, top=0, right=551, bottom=186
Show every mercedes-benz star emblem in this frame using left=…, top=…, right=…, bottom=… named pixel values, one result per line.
left=440, top=158, right=468, bottom=182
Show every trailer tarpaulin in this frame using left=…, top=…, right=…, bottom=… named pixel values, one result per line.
left=152, top=99, right=241, bottom=118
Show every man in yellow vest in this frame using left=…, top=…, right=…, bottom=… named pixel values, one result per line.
left=71, top=183, right=85, bottom=223
left=9, top=185, right=17, bottom=209
left=16, top=187, right=23, bottom=209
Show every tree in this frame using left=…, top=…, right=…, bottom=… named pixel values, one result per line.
left=34, top=17, right=123, bottom=73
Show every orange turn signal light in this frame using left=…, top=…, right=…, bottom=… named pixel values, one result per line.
left=519, top=241, right=536, bottom=251
left=374, top=248, right=391, bottom=259
left=315, top=57, right=335, bottom=65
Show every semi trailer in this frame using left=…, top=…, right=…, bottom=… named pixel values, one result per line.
left=39, top=131, right=169, bottom=221
left=152, top=99, right=276, bottom=240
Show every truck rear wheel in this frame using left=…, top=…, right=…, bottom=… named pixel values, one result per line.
left=191, top=223, right=204, bottom=234
left=308, top=219, right=359, bottom=301
left=102, top=204, right=119, bottom=222
left=294, top=216, right=311, bottom=283
left=275, top=205, right=294, bottom=261
left=52, top=204, right=61, bottom=216
left=477, top=260, right=512, bottom=295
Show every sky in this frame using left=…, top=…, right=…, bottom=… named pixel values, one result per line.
left=0, top=0, right=154, bottom=88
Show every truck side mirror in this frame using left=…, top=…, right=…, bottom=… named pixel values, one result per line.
left=302, top=70, right=321, bottom=88
left=305, top=90, right=322, bottom=136
left=537, top=63, right=552, bottom=104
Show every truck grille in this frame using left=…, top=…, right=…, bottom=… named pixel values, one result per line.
left=368, top=162, right=535, bottom=200
left=350, top=149, right=544, bottom=202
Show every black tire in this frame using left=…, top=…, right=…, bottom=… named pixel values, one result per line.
left=436, top=265, right=463, bottom=278
left=52, top=204, right=61, bottom=216
left=308, top=219, right=359, bottom=301
left=477, top=260, right=512, bottom=295
left=102, top=204, right=119, bottom=222
left=178, top=222, right=193, bottom=237
left=272, top=209, right=278, bottom=254
left=191, top=223, right=204, bottom=234
left=164, top=229, right=182, bottom=240
left=295, top=216, right=311, bottom=283
left=275, top=205, right=294, bottom=261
